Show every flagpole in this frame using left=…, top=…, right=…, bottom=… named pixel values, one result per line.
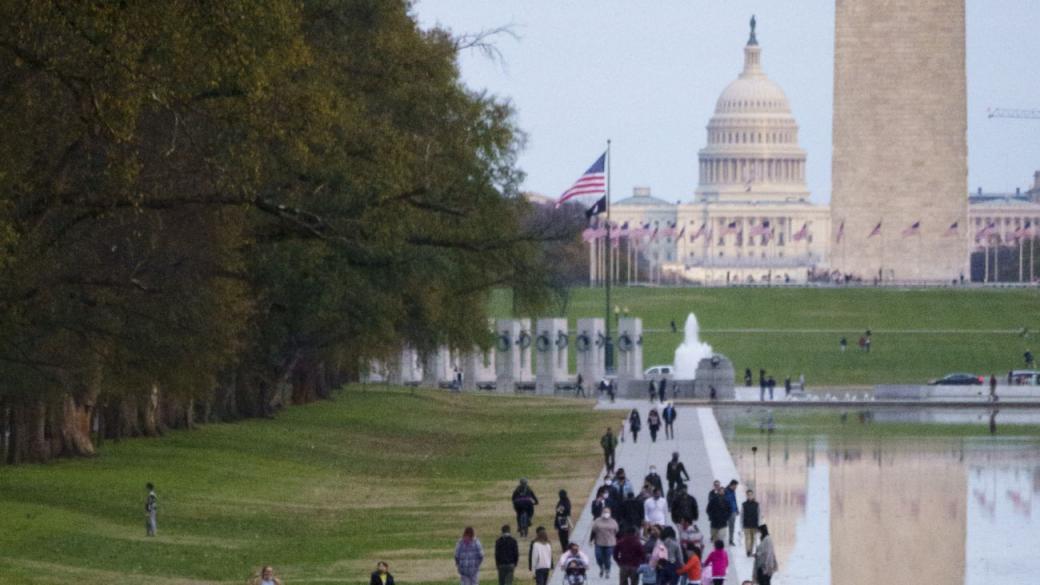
left=1020, top=237, right=1024, bottom=283
left=604, top=139, right=614, bottom=373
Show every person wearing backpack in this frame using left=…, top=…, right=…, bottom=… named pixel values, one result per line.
left=554, top=490, right=573, bottom=550
left=628, top=410, right=642, bottom=443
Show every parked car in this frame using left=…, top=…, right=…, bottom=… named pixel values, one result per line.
left=1008, top=370, right=1040, bottom=386
left=928, top=373, right=983, bottom=385
left=644, top=365, right=673, bottom=378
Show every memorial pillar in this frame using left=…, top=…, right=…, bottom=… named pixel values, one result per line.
left=616, top=317, right=644, bottom=389
left=576, top=318, right=606, bottom=392
left=535, top=318, right=567, bottom=395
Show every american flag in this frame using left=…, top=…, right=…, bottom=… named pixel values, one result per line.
left=901, top=221, right=921, bottom=237
left=1012, top=221, right=1033, bottom=241
left=793, top=223, right=810, bottom=242
left=721, top=221, right=740, bottom=236
left=975, top=222, right=996, bottom=241
left=835, top=220, right=845, bottom=243
left=749, top=220, right=772, bottom=237
left=662, top=222, right=677, bottom=239
left=690, top=223, right=708, bottom=242
left=868, top=222, right=882, bottom=238
left=581, top=227, right=597, bottom=242
left=943, top=221, right=959, bottom=237
left=650, top=222, right=660, bottom=241
left=555, top=152, right=606, bottom=208
left=610, top=222, right=628, bottom=241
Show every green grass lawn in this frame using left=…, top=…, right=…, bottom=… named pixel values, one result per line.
left=491, top=287, right=1040, bottom=385
left=0, top=387, right=614, bottom=585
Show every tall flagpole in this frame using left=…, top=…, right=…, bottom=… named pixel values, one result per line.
left=604, top=140, right=614, bottom=372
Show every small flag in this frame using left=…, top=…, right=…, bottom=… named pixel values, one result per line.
left=556, top=152, right=606, bottom=208
left=901, top=221, right=921, bottom=237
left=975, top=222, right=996, bottom=242
left=650, top=222, right=660, bottom=241
left=584, top=195, right=606, bottom=218
left=1012, top=221, right=1033, bottom=241
left=868, top=222, right=882, bottom=238
left=793, top=223, right=810, bottom=242
left=836, top=220, right=845, bottom=243
left=749, top=220, right=772, bottom=237
left=581, top=227, right=596, bottom=242
left=662, top=222, right=677, bottom=239
left=721, top=221, right=740, bottom=236
left=943, top=221, right=959, bottom=237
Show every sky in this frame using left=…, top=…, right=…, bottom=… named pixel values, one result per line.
left=413, top=0, right=1040, bottom=205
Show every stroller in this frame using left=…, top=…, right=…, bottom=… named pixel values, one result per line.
left=563, top=559, right=588, bottom=585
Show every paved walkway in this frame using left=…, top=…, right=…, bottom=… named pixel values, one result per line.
left=552, top=400, right=756, bottom=585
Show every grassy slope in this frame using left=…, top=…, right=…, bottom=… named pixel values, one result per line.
left=491, top=287, right=1040, bottom=385
left=0, top=387, right=614, bottom=585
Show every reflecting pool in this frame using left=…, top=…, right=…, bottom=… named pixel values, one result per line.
left=718, top=407, right=1040, bottom=585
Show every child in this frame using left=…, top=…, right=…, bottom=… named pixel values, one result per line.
left=702, top=540, right=728, bottom=585
left=676, top=548, right=702, bottom=585
left=638, top=563, right=658, bottom=585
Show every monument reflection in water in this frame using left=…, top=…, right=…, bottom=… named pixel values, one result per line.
left=722, top=409, right=1040, bottom=585
left=673, top=313, right=713, bottom=380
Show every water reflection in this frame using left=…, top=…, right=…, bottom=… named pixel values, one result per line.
left=722, top=409, right=1040, bottom=585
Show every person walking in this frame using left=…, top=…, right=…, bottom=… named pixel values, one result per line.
left=369, top=563, right=393, bottom=585
left=613, top=469, right=635, bottom=500
left=744, top=368, right=752, bottom=387
left=613, top=526, right=646, bottom=585
left=495, top=525, right=519, bottom=585
left=766, top=377, right=775, bottom=401
left=753, top=525, right=778, bottom=585
left=666, top=452, right=690, bottom=494
left=657, top=378, right=667, bottom=403
left=783, top=377, right=791, bottom=397
left=662, top=403, right=677, bottom=440
left=629, top=410, right=642, bottom=444
left=649, top=379, right=657, bottom=403
left=647, top=408, right=662, bottom=443
left=590, top=507, right=620, bottom=578
left=644, top=488, right=668, bottom=526
left=511, top=478, right=539, bottom=537
left=989, top=374, right=998, bottom=403
left=839, top=337, right=847, bottom=352
left=669, top=485, right=698, bottom=525
left=644, top=465, right=664, bottom=494
left=758, top=369, right=766, bottom=401
left=144, top=482, right=158, bottom=537
left=455, top=526, right=485, bottom=585
left=554, top=490, right=572, bottom=550
left=702, top=541, right=729, bottom=585
left=620, top=492, right=644, bottom=533
left=677, top=517, right=704, bottom=561
left=741, top=490, right=760, bottom=558
left=601, top=427, right=619, bottom=475
left=676, top=547, right=703, bottom=585
left=657, top=527, right=682, bottom=585
left=1025, top=349, right=1034, bottom=368
left=706, top=482, right=729, bottom=544
left=557, top=542, right=590, bottom=571
left=798, top=373, right=805, bottom=392
left=251, top=565, right=284, bottom=585
left=528, top=527, right=553, bottom=585
left=576, top=373, right=585, bottom=398
left=724, top=480, right=739, bottom=546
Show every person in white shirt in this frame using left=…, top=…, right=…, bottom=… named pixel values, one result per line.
left=558, top=542, right=590, bottom=571
left=529, top=527, right=554, bottom=585
left=644, top=488, right=668, bottom=526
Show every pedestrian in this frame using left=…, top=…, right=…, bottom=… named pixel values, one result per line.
left=454, top=526, right=485, bottom=585
left=706, top=482, right=728, bottom=544
left=608, top=379, right=616, bottom=403
left=839, top=337, right=847, bottom=352
left=649, top=379, right=657, bottom=403
left=647, top=408, right=661, bottom=442
left=865, top=336, right=871, bottom=353
left=620, top=492, right=644, bottom=532
left=495, top=525, right=519, bottom=585
left=1025, top=349, right=1034, bottom=368
left=766, top=377, right=775, bottom=401
left=557, top=542, right=590, bottom=571
left=677, top=517, right=703, bottom=561
left=251, top=565, right=284, bottom=585
left=753, top=525, right=778, bottom=585
left=629, top=410, right=642, bottom=443
left=798, top=373, right=805, bottom=392
left=613, top=525, right=646, bottom=585
left=529, top=527, right=553, bottom=585
left=784, top=377, right=791, bottom=397
left=671, top=319, right=678, bottom=333
left=369, top=563, right=393, bottom=585
left=511, top=478, right=539, bottom=537
left=702, top=541, right=729, bottom=585
left=658, top=527, right=682, bottom=585
left=613, top=469, right=635, bottom=500
left=644, top=465, right=663, bottom=494
left=989, top=374, right=998, bottom=402
left=590, top=507, right=619, bottom=578
left=858, top=336, right=866, bottom=351
left=676, top=546, right=703, bottom=585
left=554, top=490, right=572, bottom=550
left=601, top=427, right=619, bottom=475
left=666, top=452, right=690, bottom=494
left=644, top=488, right=668, bottom=526
left=669, top=485, right=698, bottom=525
left=576, top=373, right=585, bottom=398
left=144, top=482, right=158, bottom=537
left=744, top=368, right=752, bottom=387
left=724, top=480, right=739, bottom=546
left=658, top=378, right=667, bottom=403
left=741, top=490, right=760, bottom=558
left=758, top=369, right=766, bottom=401
left=662, top=403, right=677, bottom=440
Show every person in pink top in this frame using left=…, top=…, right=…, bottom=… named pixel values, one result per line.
left=702, top=540, right=729, bottom=585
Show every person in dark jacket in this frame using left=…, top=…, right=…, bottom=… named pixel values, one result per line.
left=613, top=526, right=646, bottom=585
left=669, top=485, right=699, bottom=524
left=657, top=378, right=667, bottom=403
left=644, top=465, right=664, bottom=494
left=620, top=492, right=644, bottom=532
left=741, top=490, right=760, bottom=558
left=706, top=482, right=729, bottom=544
left=648, top=379, right=657, bottom=403
left=370, top=562, right=394, bottom=585
left=662, top=403, right=677, bottom=439
left=601, top=428, right=619, bottom=475
left=647, top=408, right=662, bottom=442
left=666, top=452, right=690, bottom=495
left=724, top=480, right=739, bottom=546
left=495, top=525, right=520, bottom=585
left=511, top=479, right=539, bottom=537
left=628, top=409, right=642, bottom=443
left=554, top=490, right=572, bottom=550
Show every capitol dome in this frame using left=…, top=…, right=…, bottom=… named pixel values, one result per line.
left=696, top=24, right=809, bottom=203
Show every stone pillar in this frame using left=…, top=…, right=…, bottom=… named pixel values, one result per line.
left=400, top=347, right=423, bottom=384
left=462, top=345, right=495, bottom=391
left=616, top=317, right=644, bottom=387
left=495, top=319, right=532, bottom=393
left=421, top=346, right=451, bottom=388
left=534, top=318, right=568, bottom=395
left=575, top=318, right=606, bottom=391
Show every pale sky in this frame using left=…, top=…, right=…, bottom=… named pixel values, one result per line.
left=414, top=1, right=1040, bottom=205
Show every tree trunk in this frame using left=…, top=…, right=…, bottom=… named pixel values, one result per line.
left=141, top=384, right=161, bottom=437
left=57, top=393, right=96, bottom=457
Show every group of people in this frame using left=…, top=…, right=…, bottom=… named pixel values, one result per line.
left=742, top=369, right=805, bottom=401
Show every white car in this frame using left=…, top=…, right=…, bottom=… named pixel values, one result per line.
left=644, top=365, right=673, bottom=378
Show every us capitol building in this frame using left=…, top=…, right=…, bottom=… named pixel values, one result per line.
left=601, top=25, right=1040, bottom=284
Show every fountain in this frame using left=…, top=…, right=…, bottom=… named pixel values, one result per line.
left=673, top=313, right=714, bottom=379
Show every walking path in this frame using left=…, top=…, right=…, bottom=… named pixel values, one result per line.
left=552, top=400, right=757, bottom=585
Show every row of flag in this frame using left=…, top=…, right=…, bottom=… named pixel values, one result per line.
left=834, top=220, right=1035, bottom=243
left=581, top=219, right=813, bottom=244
